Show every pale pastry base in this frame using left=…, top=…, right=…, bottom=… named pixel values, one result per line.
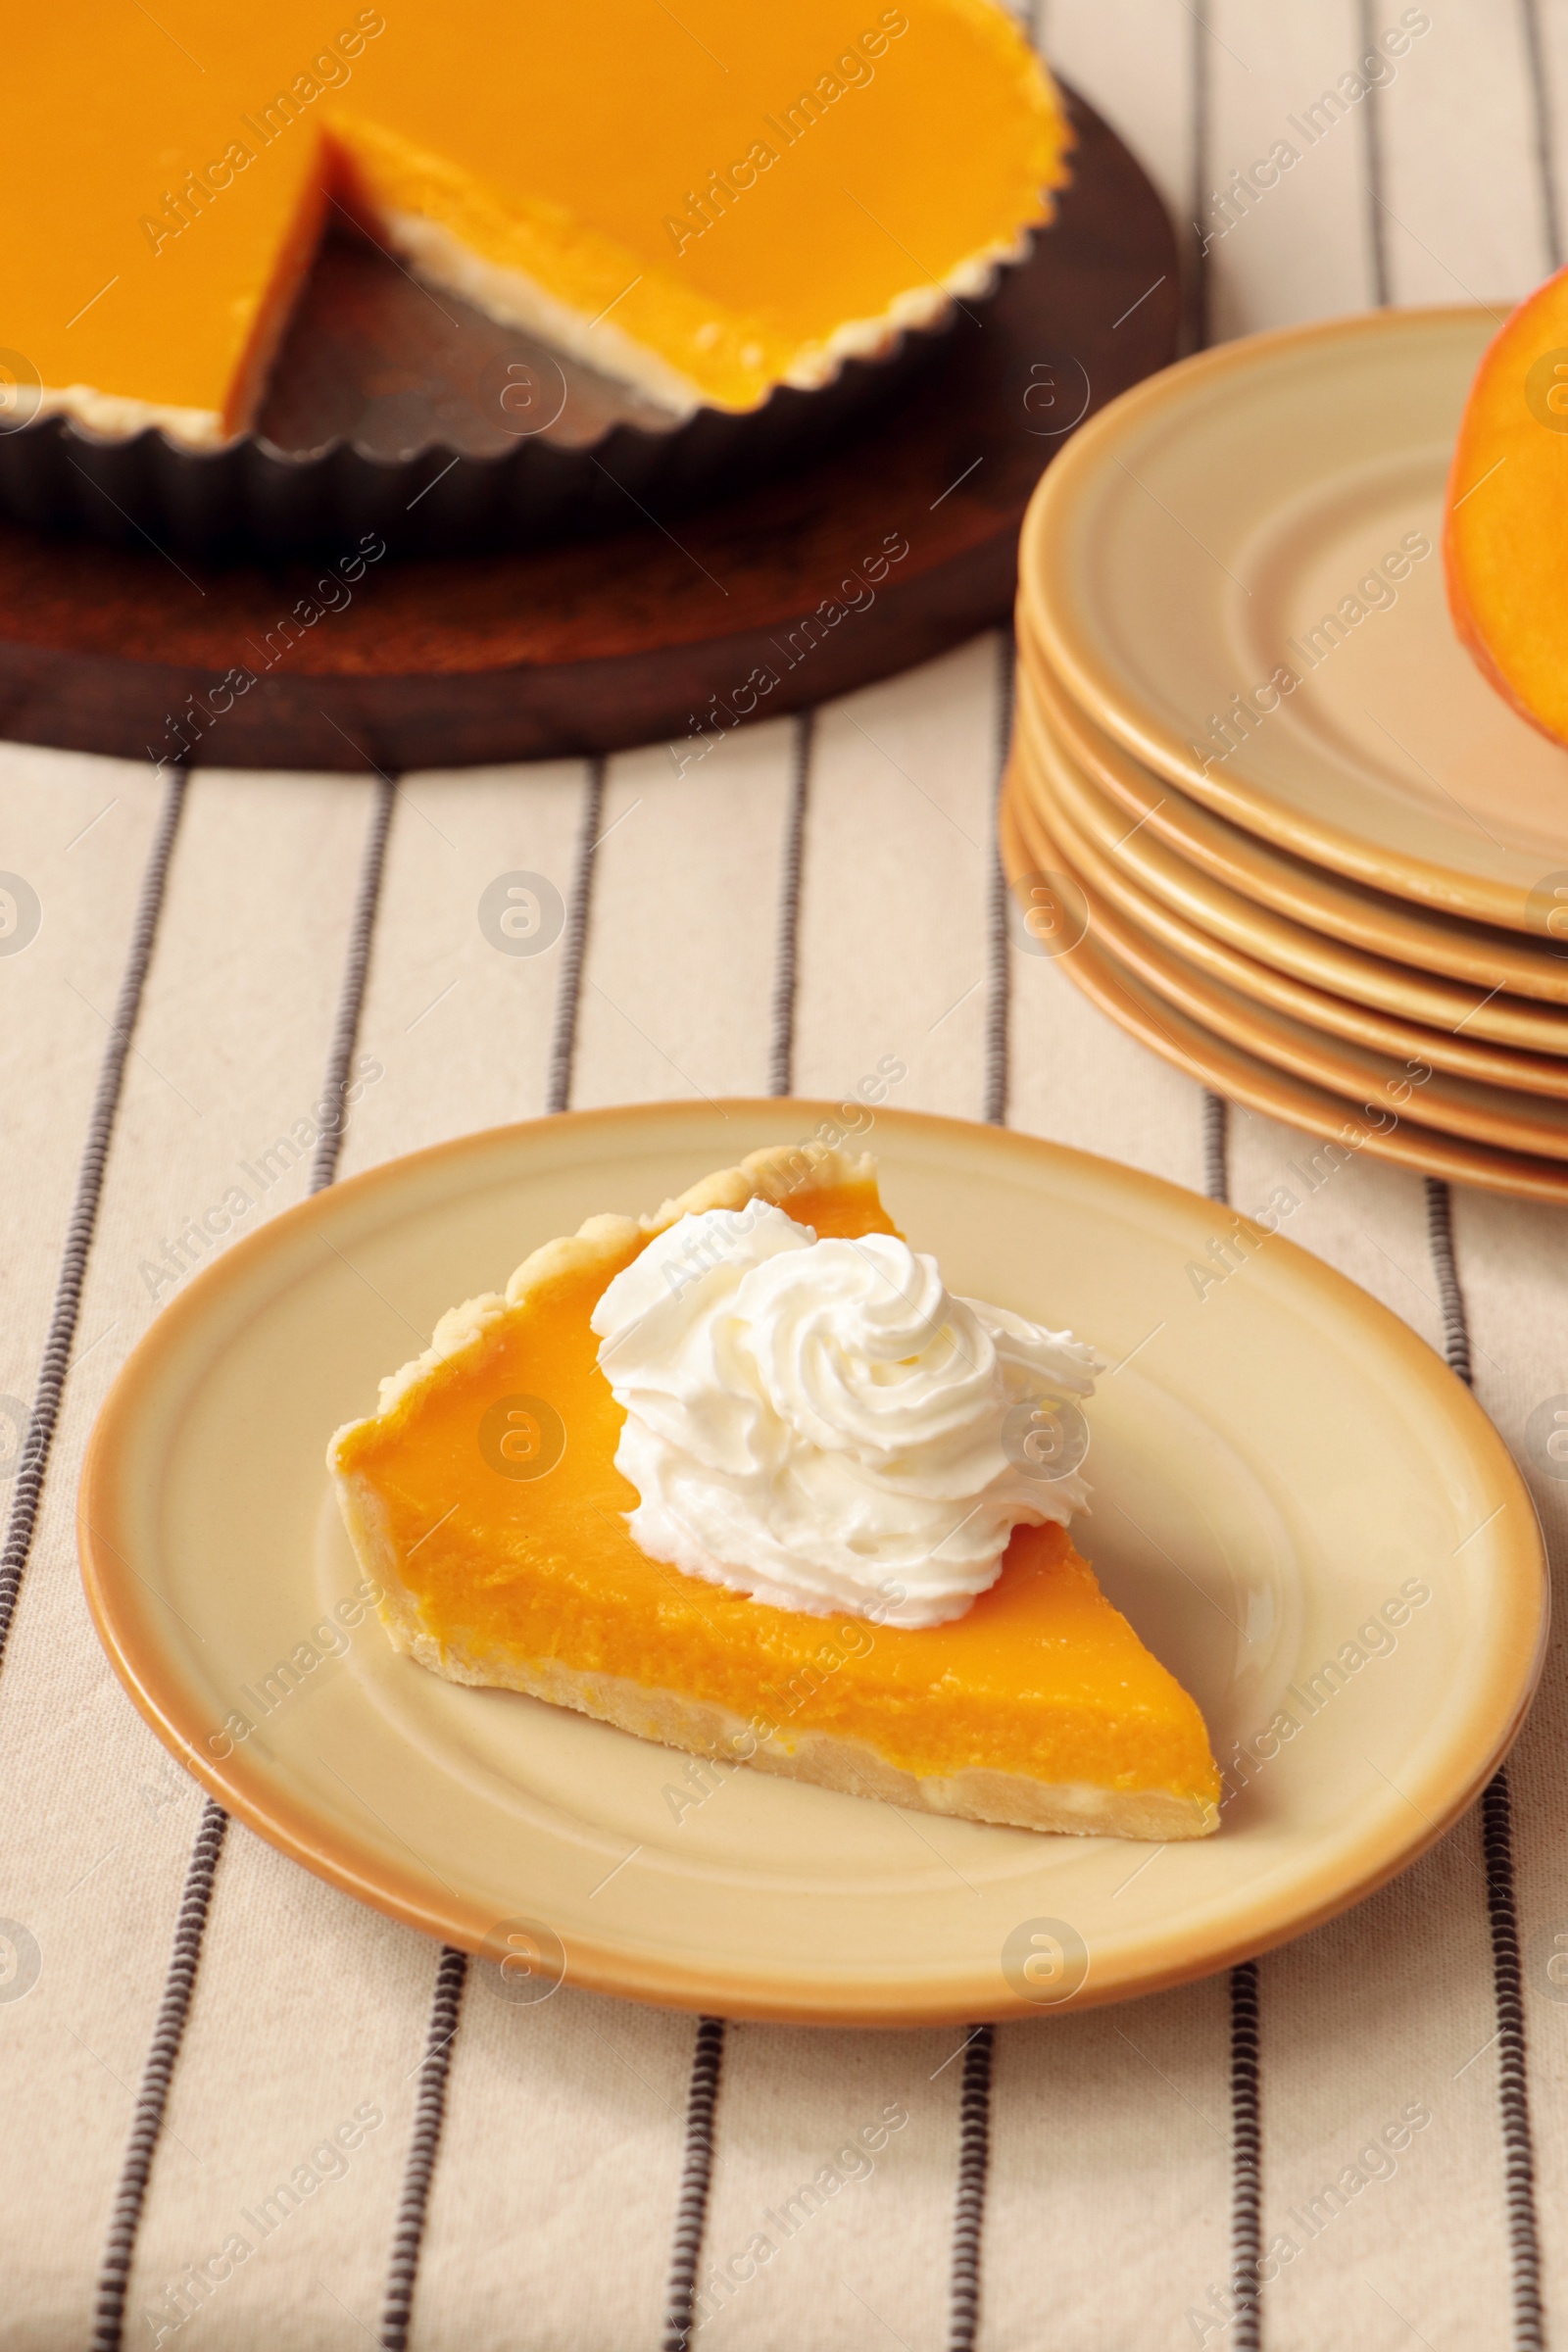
left=384, top=210, right=708, bottom=419
left=382, top=1599, right=1215, bottom=1842
left=385, top=210, right=1033, bottom=418
left=339, top=1494, right=1215, bottom=1842
left=30, top=384, right=226, bottom=447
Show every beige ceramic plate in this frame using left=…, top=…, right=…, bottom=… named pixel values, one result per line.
left=1004, top=790, right=1568, bottom=1205
left=1019, top=306, right=1568, bottom=932
left=1005, top=769, right=1568, bottom=1101
left=79, top=1103, right=1546, bottom=2025
left=1009, top=783, right=1568, bottom=1155
left=1017, top=638, right=1568, bottom=1024
left=1014, top=676, right=1568, bottom=1053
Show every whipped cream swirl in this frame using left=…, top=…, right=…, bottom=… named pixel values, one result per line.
left=589, top=1199, right=1102, bottom=1629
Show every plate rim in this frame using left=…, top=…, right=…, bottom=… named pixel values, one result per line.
left=1017, top=633, right=1568, bottom=1022
left=1004, top=786, right=1568, bottom=1205
left=1018, top=302, right=1549, bottom=933
left=1012, top=661, right=1568, bottom=1042
left=78, top=1098, right=1549, bottom=2024
left=1009, top=713, right=1568, bottom=1098
left=1014, top=702, right=1568, bottom=1130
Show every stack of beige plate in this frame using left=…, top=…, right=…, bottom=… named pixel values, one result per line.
left=1007, top=306, right=1568, bottom=1203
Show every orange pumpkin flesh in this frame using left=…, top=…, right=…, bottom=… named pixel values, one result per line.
left=1445, top=266, right=1568, bottom=746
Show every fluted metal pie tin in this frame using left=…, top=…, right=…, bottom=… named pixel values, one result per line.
left=0, top=229, right=980, bottom=562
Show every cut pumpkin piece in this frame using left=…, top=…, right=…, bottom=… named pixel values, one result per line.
left=1446, top=266, right=1568, bottom=745
left=328, top=1143, right=1221, bottom=1841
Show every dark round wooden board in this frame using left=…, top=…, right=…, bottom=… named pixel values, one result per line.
left=0, top=92, right=1177, bottom=773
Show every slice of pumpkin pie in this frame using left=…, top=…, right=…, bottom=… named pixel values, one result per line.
left=328, top=1143, right=1219, bottom=1839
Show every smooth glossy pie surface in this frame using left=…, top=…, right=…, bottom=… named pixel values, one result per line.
left=10, top=0, right=1065, bottom=438
left=78, top=1102, right=1546, bottom=2022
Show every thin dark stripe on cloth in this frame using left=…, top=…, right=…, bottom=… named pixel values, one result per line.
left=767, top=709, right=814, bottom=1100
left=1424, top=1177, right=1474, bottom=1386
left=1186, top=0, right=1213, bottom=354
left=0, top=766, right=187, bottom=1677
left=547, top=755, right=607, bottom=1115
left=90, top=1800, right=228, bottom=2352
left=310, top=773, right=396, bottom=1191
left=89, top=773, right=398, bottom=2349
left=379, top=1945, right=469, bottom=2352
left=1200, top=1091, right=1229, bottom=1209
left=947, top=2026, right=996, bottom=2352
left=1228, top=1963, right=1263, bottom=2352
left=1424, top=1178, right=1544, bottom=2351
left=1481, top=1774, right=1546, bottom=2352
left=984, top=627, right=1014, bottom=1127
left=1356, top=0, right=1393, bottom=307
left=662, top=2015, right=728, bottom=2352
left=1518, top=0, right=1564, bottom=272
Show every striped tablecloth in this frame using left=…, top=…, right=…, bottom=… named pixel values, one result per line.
left=5, top=6, right=1566, bottom=2347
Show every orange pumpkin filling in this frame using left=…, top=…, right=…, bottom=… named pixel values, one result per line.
left=10, top=1, right=1069, bottom=442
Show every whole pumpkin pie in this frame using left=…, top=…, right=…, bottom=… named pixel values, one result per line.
left=328, top=1143, right=1220, bottom=1840
left=10, top=1, right=1069, bottom=445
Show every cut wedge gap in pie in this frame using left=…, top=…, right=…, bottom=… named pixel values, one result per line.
left=328, top=1142, right=1220, bottom=1841
left=13, top=1, right=1071, bottom=447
